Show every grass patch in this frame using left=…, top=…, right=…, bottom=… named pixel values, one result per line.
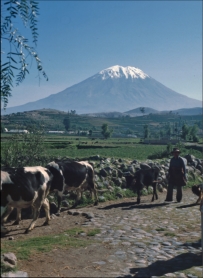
left=156, top=228, right=165, bottom=231
left=123, top=189, right=137, bottom=198
left=77, top=195, right=94, bottom=208
left=164, top=232, right=176, bottom=237
left=102, top=187, right=137, bottom=202
left=1, top=227, right=98, bottom=261
left=86, top=228, right=100, bottom=236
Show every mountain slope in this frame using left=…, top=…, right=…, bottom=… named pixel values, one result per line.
left=125, top=107, right=203, bottom=116
left=2, top=65, right=202, bottom=115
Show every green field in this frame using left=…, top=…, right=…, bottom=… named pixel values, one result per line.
left=1, top=109, right=202, bottom=166
left=1, top=134, right=202, bottom=166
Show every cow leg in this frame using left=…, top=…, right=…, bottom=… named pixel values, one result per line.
left=25, top=207, right=40, bottom=233
left=155, top=183, right=158, bottom=200
left=69, top=190, right=80, bottom=209
left=151, top=183, right=158, bottom=202
left=92, top=188, right=98, bottom=206
left=56, top=190, right=63, bottom=214
left=42, top=198, right=50, bottom=226
left=137, top=174, right=145, bottom=204
left=25, top=192, right=44, bottom=233
left=137, top=190, right=141, bottom=204
left=1, top=224, right=8, bottom=234
left=196, top=194, right=201, bottom=204
left=88, top=181, right=98, bottom=206
left=73, top=190, right=81, bottom=208
left=1, top=206, right=9, bottom=234
left=2, top=207, right=22, bottom=225
left=12, top=208, right=22, bottom=225
left=80, top=191, right=83, bottom=199
left=2, top=206, right=14, bottom=224
left=151, top=184, right=155, bottom=202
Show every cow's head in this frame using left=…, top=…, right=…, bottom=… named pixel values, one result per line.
left=46, top=162, right=64, bottom=193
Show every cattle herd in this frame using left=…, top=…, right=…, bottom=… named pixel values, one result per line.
left=1, top=160, right=99, bottom=234
left=1, top=159, right=202, bottom=235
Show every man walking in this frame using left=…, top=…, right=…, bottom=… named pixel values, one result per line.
left=165, top=147, right=187, bottom=202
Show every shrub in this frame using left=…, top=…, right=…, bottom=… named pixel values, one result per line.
left=148, top=150, right=169, bottom=159
left=1, top=128, right=48, bottom=167
left=192, top=135, right=199, bottom=142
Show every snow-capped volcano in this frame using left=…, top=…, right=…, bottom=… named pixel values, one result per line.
left=99, top=65, right=149, bottom=80
left=2, top=65, right=202, bottom=115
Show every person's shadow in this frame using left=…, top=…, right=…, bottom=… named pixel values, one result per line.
left=117, top=252, right=202, bottom=277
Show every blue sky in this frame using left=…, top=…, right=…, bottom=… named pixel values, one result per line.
left=2, top=1, right=202, bottom=108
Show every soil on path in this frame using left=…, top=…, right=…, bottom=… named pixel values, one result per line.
left=1, top=188, right=202, bottom=277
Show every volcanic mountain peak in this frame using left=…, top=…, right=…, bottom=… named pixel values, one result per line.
left=2, top=65, right=202, bottom=115
left=99, top=65, right=149, bottom=80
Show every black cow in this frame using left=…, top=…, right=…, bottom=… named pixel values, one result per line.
left=1, top=166, right=53, bottom=234
left=46, top=160, right=99, bottom=211
left=125, top=166, right=160, bottom=204
left=192, top=183, right=203, bottom=204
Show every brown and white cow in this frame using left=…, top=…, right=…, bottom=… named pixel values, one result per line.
left=1, top=166, right=53, bottom=234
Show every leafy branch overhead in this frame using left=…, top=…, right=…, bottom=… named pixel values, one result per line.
left=1, top=0, right=48, bottom=108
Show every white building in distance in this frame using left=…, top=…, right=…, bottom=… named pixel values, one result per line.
left=8, top=129, right=29, bottom=134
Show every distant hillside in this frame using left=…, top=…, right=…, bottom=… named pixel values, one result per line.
left=124, top=107, right=159, bottom=116
left=166, top=107, right=202, bottom=116
left=84, top=107, right=202, bottom=117
left=1, top=108, right=202, bottom=138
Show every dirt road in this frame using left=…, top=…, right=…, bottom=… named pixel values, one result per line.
left=1, top=188, right=202, bottom=277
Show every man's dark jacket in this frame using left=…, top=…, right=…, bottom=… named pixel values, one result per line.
left=168, top=156, right=187, bottom=186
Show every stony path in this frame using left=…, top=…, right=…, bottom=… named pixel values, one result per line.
left=66, top=189, right=202, bottom=278
left=8, top=188, right=202, bottom=278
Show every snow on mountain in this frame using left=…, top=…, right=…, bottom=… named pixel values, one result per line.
left=2, top=65, right=202, bottom=115
left=99, top=65, right=149, bottom=80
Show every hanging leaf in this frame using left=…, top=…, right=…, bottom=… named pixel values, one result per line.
left=1, top=0, right=48, bottom=108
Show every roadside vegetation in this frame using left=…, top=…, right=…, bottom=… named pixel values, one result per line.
left=1, top=227, right=100, bottom=268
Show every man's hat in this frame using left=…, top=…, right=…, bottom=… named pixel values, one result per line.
left=171, top=147, right=181, bottom=154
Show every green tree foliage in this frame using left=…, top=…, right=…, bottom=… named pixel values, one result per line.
left=174, top=122, right=178, bottom=133
left=166, top=142, right=172, bottom=154
left=63, top=117, right=71, bottom=131
left=159, top=130, right=164, bottom=138
left=189, top=124, right=198, bottom=137
left=101, top=123, right=113, bottom=139
left=126, top=129, right=133, bottom=134
left=180, top=123, right=199, bottom=142
left=1, top=123, right=5, bottom=133
left=189, top=124, right=199, bottom=142
left=166, top=122, right=172, bottom=137
left=194, top=120, right=202, bottom=129
left=181, top=124, right=189, bottom=140
left=192, top=135, right=199, bottom=142
left=143, top=124, right=150, bottom=139
left=1, top=0, right=48, bottom=108
left=70, top=110, right=76, bottom=115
